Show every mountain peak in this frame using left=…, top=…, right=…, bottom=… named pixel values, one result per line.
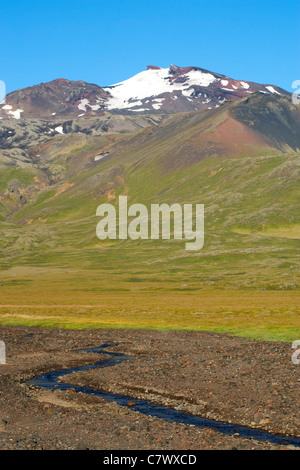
left=146, top=65, right=162, bottom=70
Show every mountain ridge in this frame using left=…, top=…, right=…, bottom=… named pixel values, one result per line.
left=0, top=64, right=290, bottom=120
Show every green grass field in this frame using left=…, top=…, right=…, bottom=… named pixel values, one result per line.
left=0, top=267, right=299, bottom=342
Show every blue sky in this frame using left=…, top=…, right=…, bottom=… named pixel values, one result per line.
left=1, top=0, right=299, bottom=93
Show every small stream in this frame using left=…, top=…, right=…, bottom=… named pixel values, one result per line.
left=28, top=343, right=300, bottom=448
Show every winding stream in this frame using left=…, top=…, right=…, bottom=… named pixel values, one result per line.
left=28, top=343, right=300, bottom=448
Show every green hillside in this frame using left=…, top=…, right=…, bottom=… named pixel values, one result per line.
left=0, top=94, right=299, bottom=340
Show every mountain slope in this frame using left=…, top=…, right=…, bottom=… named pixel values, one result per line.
left=0, top=93, right=299, bottom=296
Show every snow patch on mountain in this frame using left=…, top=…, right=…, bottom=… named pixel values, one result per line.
left=8, top=108, right=23, bottom=119
left=104, top=67, right=217, bottom=110
left=241, top=81, right=250, bottom=90
left=266, top=86, right=280, bottom=95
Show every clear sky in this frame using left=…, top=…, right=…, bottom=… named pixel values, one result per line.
left=1, top=0, right=299, bottom=93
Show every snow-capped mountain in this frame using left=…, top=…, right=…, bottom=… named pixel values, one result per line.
left=0, top=65, right=289, bottom=120
left=104, top=64, right=288, bottom=113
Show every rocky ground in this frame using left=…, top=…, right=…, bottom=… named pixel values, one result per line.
left=0, top=325, right=299, bottom=450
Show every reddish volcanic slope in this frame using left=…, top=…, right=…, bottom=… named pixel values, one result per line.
left=160, top=111, right=274, bottom=172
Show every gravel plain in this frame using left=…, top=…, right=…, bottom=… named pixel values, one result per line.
left=0, top=326, right=299, bottom=450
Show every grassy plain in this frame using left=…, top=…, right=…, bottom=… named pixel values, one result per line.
left=0, top=267, right=299, bottom=341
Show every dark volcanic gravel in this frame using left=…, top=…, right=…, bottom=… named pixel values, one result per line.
left=0, top=326, right=299, bottom=450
